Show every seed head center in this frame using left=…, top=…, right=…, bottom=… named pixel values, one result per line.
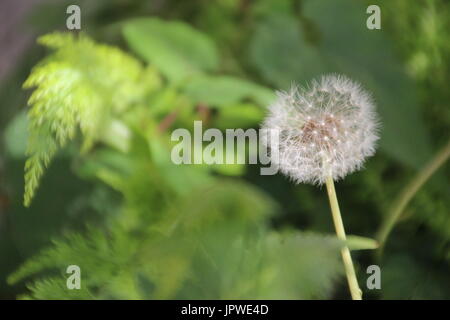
left=300, top=115, right=342, bottom=150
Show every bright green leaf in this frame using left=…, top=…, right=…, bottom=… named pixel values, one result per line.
left=182, top=75, right=275, bottom=107
left=122, top=18, right=219, bottom=83
left=214, top=103, right=265, bottom=129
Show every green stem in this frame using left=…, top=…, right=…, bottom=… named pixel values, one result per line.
left=376, top=139, right=450, bottom=250
left=325, top=175, right=362, bottom=300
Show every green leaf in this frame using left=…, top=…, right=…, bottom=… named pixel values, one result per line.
left=148, top=138, right=213, bottom=196
left=213, top=163, right=246, bottom=176
left=4, top=111, right=28, bottom=158
left=346, top=235, right=379, bottom=251
left=261, top=231, right=343, bottom=299
left=122, top=18, right=219, bottom=83
left=182, top=75, right=275, bottom=107
left=22, top=32, right=153, bottom=206
left=99, top=119, right=131, bottom=153
left=248, top=13, right=329, bottom=89
left=214, top=103, right=265, bottom=129
left=382, top=253, right=450, bottom=299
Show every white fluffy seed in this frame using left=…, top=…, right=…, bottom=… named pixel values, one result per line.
left=261, top=74, right=380, bottom=185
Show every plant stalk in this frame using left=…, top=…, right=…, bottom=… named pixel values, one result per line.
left=376, top=138, right=450, bottom=250
left=325, top=175, right=362, bottom=300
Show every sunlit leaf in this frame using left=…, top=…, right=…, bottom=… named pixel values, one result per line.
left=182, top=75, right=275, bottom=107
left=123, top=18, right=219, bottom=83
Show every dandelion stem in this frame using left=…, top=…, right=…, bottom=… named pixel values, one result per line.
left=325, top=175, right=362, bottom=300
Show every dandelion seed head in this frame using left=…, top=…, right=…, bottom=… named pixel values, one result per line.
left=262, top=74, right=380, bottom=184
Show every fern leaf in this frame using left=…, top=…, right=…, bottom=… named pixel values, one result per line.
left=23, top=32, right=152, bottom=206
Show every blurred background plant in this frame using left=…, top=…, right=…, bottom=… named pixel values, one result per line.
left=0, top=0, right=449, bottom=299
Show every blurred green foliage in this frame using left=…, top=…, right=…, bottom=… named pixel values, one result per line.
left=1, top=0, right=449, bottom=299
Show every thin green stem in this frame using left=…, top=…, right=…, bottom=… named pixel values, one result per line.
left=376, top=139, right=450, bottom=250
left=325, top=175, right=362, bottom=300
